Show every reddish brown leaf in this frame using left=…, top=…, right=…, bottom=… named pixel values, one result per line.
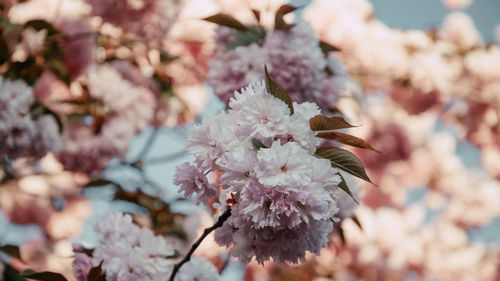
left=316, top=131, right=381, bottom=152
left=309, top=115, right=357, bottom=131
left=203, top=13, right=247, bottom=31
left=338, top=173, right=358, bottom=204
left=274, top=5, right=297, bottom=31
left=0, top=245, right=21, bottom=260
left=87, top=262, right=103, bottom=281
left=264, top=65, right=294, bottom=115
left=351, top=215, right=362, bottom=229
left=276, top=4, right=298, bottom=15
left=251, top=9, right=260, bottom=22
left=20, top=270, right=68, bottom=281
left=319, top=41, right=341, bottom=55
left=315, top=147, right=373, bottom=184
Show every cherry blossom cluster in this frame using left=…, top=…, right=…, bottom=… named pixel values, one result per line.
left=0, top=0, right=210, bottom=175
left=174, top=79, right=351, bottom=264
left=206, top=9, right=360, bottom=111
left=85, top=0, right=183, bottom=41
left=72, top=213, right=220, bottom=281
left=257, top=88, right=500, bottom=281
left=51, top=63, right=156, bottom=173
left=0, top=76, right=61, bottom=162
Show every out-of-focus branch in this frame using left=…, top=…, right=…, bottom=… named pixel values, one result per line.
left=168, top=208, right=232, bottom=281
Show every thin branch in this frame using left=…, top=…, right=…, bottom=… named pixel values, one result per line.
left=168, top=208, right=232, bottom=281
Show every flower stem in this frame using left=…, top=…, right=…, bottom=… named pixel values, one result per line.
left=168, top=208, right=232, bottom=281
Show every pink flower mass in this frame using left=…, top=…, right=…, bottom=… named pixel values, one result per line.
left=175, top=80, right=348, bottom=264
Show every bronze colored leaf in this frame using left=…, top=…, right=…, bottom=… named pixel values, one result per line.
left=0, top=245, right=21, bottom=260
left=264, top=65, right=294, bottom=115
left=319, top=41, right=341, bottom=55
left=309, top=115, right=356, bottom=131
left=315, top=147, right=373, bottom=183
left=20, top=270, right=68, bottom=281
left=338, top=173, right=358, bottom=204
left=203, top=13, right=247, bottom=31
left=276, top=4, right=298, bottom=15
left=87, top=262, right=103, bottom=281
left=251, top=9, right=260, bottom=22
left=316, top=131, right=381, bottom=152
left=351, top=215, right=362, bottom=229
left=84, top=179, right=115, bottom=187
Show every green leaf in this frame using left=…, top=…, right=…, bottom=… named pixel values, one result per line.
left=316, top=131, right=381, bottom=152
left=319, top=41, right=341, bottom=56
left=315, top=147, right=373, bottom=183
left=87, top=262, right=103, bottom=281
left=203, top=13, right=247, bottom=31
left=337, top=173, right=358, bottom=204
left=251, top=138, right=267, bottom=150
left=84, top=179, right=115, bottom=187
left=20, top=270, right=68, bottom=281
left=309, top=115, right=356, bottom=131
left=0, top=245, right=21, bottom=260
left=264, top=65, right=294, bottom=115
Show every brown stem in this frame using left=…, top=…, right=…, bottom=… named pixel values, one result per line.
left=168, top=208, right=232, bottom=281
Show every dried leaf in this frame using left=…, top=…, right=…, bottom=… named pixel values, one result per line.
left=264, top=65, right=294, bottom=115
left=316, top=131, right=381, bottom=152
left=315, top=147, right=373, bottom=183
left=203, top=13, right=247, bottom=31
left=309, top=115, right=356, bottom=131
